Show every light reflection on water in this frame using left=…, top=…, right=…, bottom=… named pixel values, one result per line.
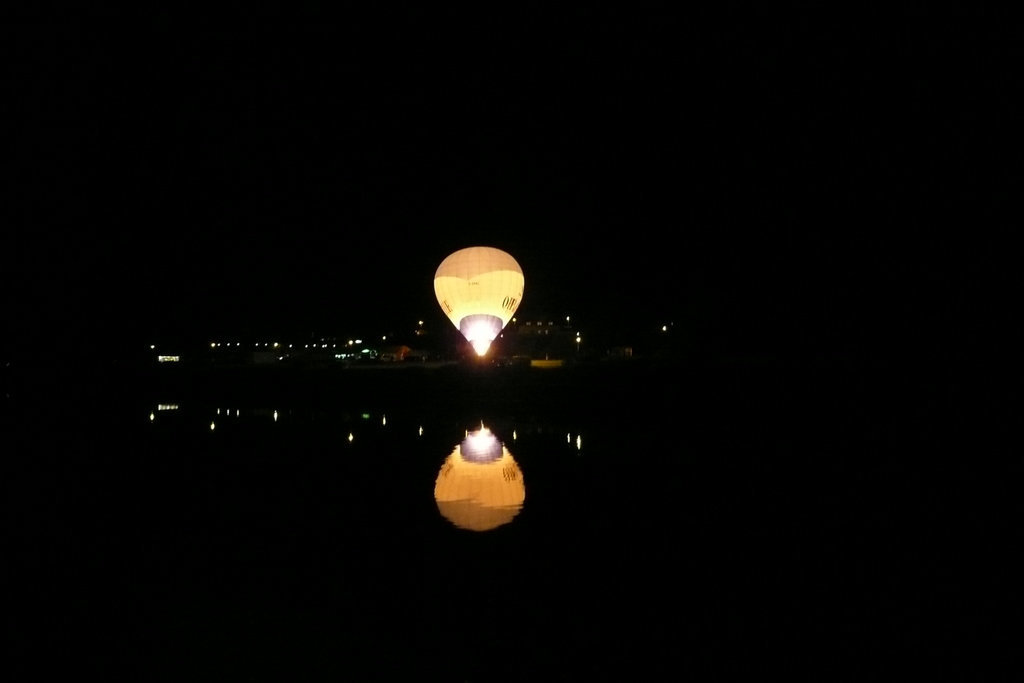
left=143, top=401, right=588, bottom=534
left=7, top=363, right=969, bottom=680
left=143, top=402, right=587, bottom=448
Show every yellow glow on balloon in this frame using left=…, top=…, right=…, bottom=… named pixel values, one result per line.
left=434, top=246, right=524, bottom=356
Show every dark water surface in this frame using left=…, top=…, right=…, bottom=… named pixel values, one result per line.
left=4, top=360, right=1014, bottom=680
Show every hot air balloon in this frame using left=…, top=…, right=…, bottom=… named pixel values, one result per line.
left=433, top=246, right=524, bottom=356
left=434, top=425, right=526, bottom=532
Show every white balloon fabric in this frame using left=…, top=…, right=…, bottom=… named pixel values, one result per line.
left=433, top=246, right=524, bottom=356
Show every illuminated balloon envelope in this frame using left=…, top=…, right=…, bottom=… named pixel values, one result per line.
left=434, top=426, right=525, bottom=532
left=434, top=246, right=524, bottom=356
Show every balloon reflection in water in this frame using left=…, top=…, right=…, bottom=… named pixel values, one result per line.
left=434, top=426, right=525, bottom=532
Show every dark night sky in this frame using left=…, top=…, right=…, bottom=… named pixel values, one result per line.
left=4, top=8, right=1017, bottom=360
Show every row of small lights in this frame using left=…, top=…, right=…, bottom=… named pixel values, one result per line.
left=147, top=316, right=617, bottom=349
left=148, top=407, right=584, bottom=453
left=149, top=318, right=673, bottom=358
left=150, top=316, right=668, bottom=343
left=149, top=338, right=383, bottom=350
left=206, top=338, right=379, bottom=349
left=195, top=322, right=428, bottom=351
